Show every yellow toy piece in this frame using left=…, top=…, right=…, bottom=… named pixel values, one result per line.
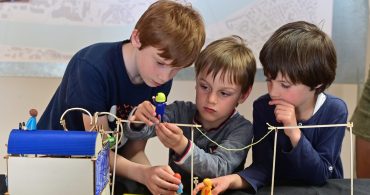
left=155, top=92, right=166, bottom=103
left=201, top=178, right=212, bottom=195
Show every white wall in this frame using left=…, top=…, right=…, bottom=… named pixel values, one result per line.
left=0, top=77, right=358, bottom=178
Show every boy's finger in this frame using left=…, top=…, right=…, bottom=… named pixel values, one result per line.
left=269, top=99, right=291, bottom=106
left=143, top=103, right=157, bottom=117
left=193, top=183, right=205, bottom=194
left=212, top=186, right=223, bottom=195
left=162, top=123, right=180, bottom=133
left=155, top=126, right=171, bottom=146
left=158, top=123, right=172, bottom=134
left=128, top=115, right=136, bottom=121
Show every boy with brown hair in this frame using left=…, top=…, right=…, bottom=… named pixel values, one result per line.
left=194, top=21, right=348, bottom=194
left=37, top=0, right=205, bottom=194
left=126, top=35, right=256, bottom=193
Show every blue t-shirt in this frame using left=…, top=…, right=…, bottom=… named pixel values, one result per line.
left=38, top=40, right=172, bottom=131
left=238, top=93, right=348, bottom=192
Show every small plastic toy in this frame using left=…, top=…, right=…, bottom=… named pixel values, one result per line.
left=106, top=134, right=116, bottom=148
left=25, top=109, right=38, bottom=130
left=154, top=92, right=166, bottom=121
left=174, top=173, right=183, bottom=194
left=201, top=178, right=212, bottom=195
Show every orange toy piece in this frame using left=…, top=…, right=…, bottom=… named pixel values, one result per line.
left=174, top=173, right=183, bottom=194
left=201, top=178, right=212, bottom=195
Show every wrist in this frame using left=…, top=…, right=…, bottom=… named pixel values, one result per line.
left=173, top=136, right=189, bottom=155
left=228, top=174, right=248, bottom=189
left=135, top=164, right=150, bottom=185
left=287, top=128, right=301, bottom=147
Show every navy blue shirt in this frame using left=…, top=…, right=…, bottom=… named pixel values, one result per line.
left=238, top=93, right=347, bottom=192
left=38, top=41, right=172, bottom=130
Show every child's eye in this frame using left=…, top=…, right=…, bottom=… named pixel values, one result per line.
left=200, top=84, right=209, bottom=90
left=220, top=92, right=231, bottom=97
left=281, top=83, right=291, bottom=89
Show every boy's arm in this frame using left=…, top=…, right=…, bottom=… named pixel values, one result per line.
left=268, top=99, right=301, bottom=147
left=236, top=100, right=277, bottom=193
left=111, top=151, right=181, bottom=194
left=155, top=123, right=189, bottom=155
left=120, top=139, right=151, bottom=165
left=171, top=118, right=253, bottom=178
left=280, top=98, right=348, bottom=185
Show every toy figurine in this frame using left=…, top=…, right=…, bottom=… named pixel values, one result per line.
left=107, top=134, right=116, bottom=148
left=25, top=109, right=38, bottom=130
left=201, top=178, right=212, bottom=195
left=154, top=92, right=166, bottom=121
left=174, top=173, right=183, bottom=194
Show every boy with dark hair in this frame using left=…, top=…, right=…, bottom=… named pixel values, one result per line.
left=37, top=0, right=205, bottom=194
left=194, top=21, right=348, bottom=194
left=126, top=35, right=256, bottom=193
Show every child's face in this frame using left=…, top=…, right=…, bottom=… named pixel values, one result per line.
left=267, top=72, right=316, bottom=112
left=195, top=70, right=247, bottom=129
left=136, top=46, right=182, bottom=87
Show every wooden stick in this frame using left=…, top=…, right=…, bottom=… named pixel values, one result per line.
left=120, top=119, right=202, bottom=128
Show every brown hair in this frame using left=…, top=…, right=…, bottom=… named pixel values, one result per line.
left=260, top=21, right=337, bottom=94
left=135, top=0, right=205, bottom=68
left=195, top=35, right=256, bottom=94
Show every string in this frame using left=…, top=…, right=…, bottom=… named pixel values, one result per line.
left=193, top=124, right=275, bottom=151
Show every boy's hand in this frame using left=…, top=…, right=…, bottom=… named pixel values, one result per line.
left=130, top=100, right=159, bottom=126
left=269, top=99, right=301, bottom=147
left=155, top=123, right=188, bottom=155
left=143, top=165, right=180, bottom=195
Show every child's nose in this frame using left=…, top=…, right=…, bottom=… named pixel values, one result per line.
left=207, top=92, right=217, bottom=104
left=158, top=70, right=172, bottom=83
left=268, top=84, right=279, bottom=98
left=159, top=68, right=177, bottom=83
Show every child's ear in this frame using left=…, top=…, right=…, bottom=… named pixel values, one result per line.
left=131, top=29, right=141, bottom=48
left=238, top=86, right=253, bottom=104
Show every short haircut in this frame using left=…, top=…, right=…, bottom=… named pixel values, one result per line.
left=260, top=21, right=337, bottom=94
left=195, top=35, right=256, bottom=94
left=135, top=0, right=205, bottom=68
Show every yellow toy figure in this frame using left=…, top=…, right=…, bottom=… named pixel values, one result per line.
left=201, top=178, right=212, bottom=195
